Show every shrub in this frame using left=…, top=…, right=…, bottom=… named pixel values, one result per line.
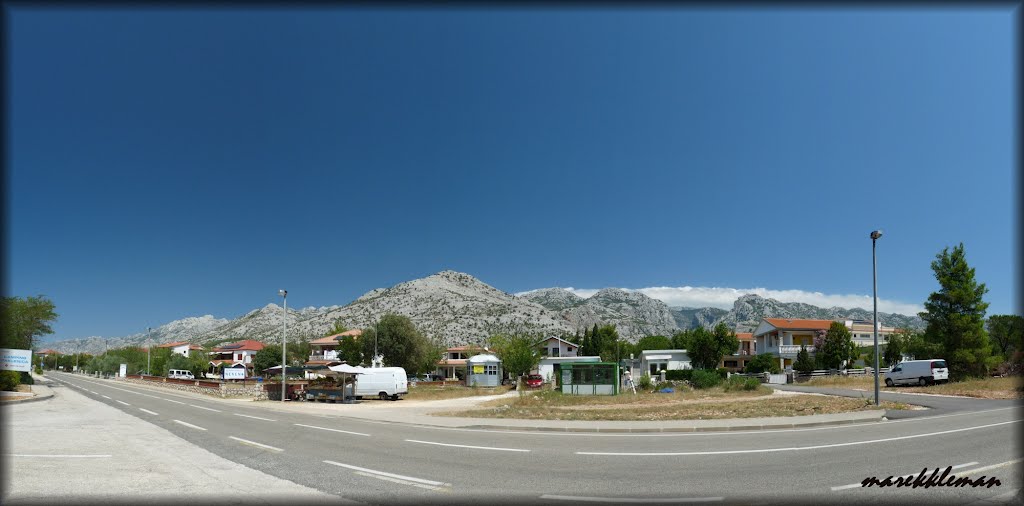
left=0, top=370, right=21, bottom=391
left=745, top=353, right=781, bottom=374
left=34, top=366, right=43, bottom=375
left=794, top=345, right=816, bottom=374
left=19, top=372, right=33, bottom=385
left=636, top=373, right=654, bottom=390
left=665, top=370, right=693, bottom=382
left=716, top=367, right=729, bottom=379
left=691, top=369, right=722, bottom=389
left=743, top=377, right=761, bottom=390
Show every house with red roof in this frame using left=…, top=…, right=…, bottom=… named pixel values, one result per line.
left=752, top=318, right=834, bottom=370
left=208, top=340, right=265, bottom=376
left=303, top=329, right=362, bottom=378
left=719, top=332, right=756, bottom=372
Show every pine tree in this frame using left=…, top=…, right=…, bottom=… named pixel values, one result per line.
left=919, top=243, right=994, bottom=379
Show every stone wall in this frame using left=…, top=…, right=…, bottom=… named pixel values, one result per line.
left=117, top=377, right=266, bottom=400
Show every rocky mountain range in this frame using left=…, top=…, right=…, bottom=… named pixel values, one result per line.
left=44, top=271, right=925, bottom=354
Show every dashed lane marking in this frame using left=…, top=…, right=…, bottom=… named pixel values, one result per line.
left=405, top=439, right=530, bottom=452
left=229, top=436, right=283, bottom=452
left=294, top=423, right=370, bottom=437
left=540, top=494, right=723, bottom=503
left=139, top=408, right=159, bottom=415
left=173, top=420, right=207, bottom=431
left=234, top=413, right=276, bottom=422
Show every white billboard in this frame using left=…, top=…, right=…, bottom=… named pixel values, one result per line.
left=119, top=363, right=127, bottom=378
left=223, top=368, right=246, bottom=380
left=0, top=349, right=32, bottom=372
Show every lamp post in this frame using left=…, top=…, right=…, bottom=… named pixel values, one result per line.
left=279, top=289, right=288, bottom=402
left=147, top=327, right=152, bottom=376
left=871, top=229, right=883, bottom=406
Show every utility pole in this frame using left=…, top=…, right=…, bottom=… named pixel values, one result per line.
left=871, top=230, right=883, bottom=406
left=147, top=327, right=152, bottom=376
left=279, top=290, right=288, bottom=402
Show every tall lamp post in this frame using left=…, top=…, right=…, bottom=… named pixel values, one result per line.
left=279, top=289, right=288, bottom=402
left=871, top=229, right=883, bottom=406
left=147, top=327, right=152, bottom=376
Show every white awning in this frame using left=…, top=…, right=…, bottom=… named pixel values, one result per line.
left=327, top=364, right=368, bottom=375
left=645, top=355, right=672, bottom=360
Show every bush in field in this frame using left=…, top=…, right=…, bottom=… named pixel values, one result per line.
left=0, top=370, right=21, bottom=391
left=723, top=375, right=762, bottom=392
left=716, top=367, right=729, bottom=379
left=745, top=353, right=781, bottom=374
left=690, top=369, right=722, bottom=389
left=34, top=365, right=43, bottom=375
left=636, top=373, right=654, bottom=390
left=19, top=371, right=33, bottom=385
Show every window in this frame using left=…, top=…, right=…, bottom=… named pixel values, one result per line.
left=485, top=364, right=498, bottom=376
left=551, top=347, right=559, bottom=357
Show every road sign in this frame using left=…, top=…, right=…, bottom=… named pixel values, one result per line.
left=223, top=368, right=245, bottom=380
left=119, top=364, right=127, bottom=378
left=0, top=348, right=32, bottom=372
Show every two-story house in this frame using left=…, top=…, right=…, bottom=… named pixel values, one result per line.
left=436, top=345, right=489, bottom=380
left=753, top=318, right=833, bottom=370
left=209, top=340, right=265, bottom=376
left=720, top=332, right=755, bottom=372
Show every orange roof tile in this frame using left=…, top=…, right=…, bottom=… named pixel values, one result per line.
left=736, top=333, right=754, bottom=340
left=764, top=318, right=835, bottom=331
left=212, top=340, right=265, bottom=352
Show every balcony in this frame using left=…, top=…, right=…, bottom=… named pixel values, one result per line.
left=778, top=345, right=815, bottom=355
left=308, top=350, right=340, bottom=361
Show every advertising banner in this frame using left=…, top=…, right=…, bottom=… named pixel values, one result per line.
left=472, top=365, right=484, bottom=374
left=119, top=363, right=127, bottom=378
left=0, top=348, right=32, bottom=372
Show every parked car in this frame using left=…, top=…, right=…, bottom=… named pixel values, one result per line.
left=525, top=374, right=544, bottom=388
left=885, top=359, right=949, bottom=386
left=168, top=369, right=195, bottom=380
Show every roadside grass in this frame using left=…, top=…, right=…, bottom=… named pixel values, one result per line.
left=803, top=375, right=1023, bottom=399
left=468, top=384, right=773, bottom=408
left=438, top=393, right=908, bottom=421
left=403, top=383, right=513, bottom=401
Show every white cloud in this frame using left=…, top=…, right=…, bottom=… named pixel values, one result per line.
left=522, top=286, right=923, bottom=316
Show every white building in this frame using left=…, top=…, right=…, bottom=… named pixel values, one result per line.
left=155, top=341, right=204, bottom=358
left=639, top=349, right=691, bottom=377
left=536, top=336, right=581, bottom=358
left=536, top=356, right=601, bottom=383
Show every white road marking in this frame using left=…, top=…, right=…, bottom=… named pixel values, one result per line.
left=405, top=439, right=529, bottom=452
left=116, top=400, right=130, bottom=406
left=189, top=404, right=221, bottom=412
left=173, top=420, right=207, bottom=431
left=88, top=391, right=98, bottom=394
left=323, top=460, right=450, bottom=487
left=353, top=471, right=447, bottom=491
left=294, top=423, right=370, bottom=437
left=577, top=420, right=1021, bottom=456
left=162, top=398, right=186, bottom=405
left=229, top=436, right=283, bottom=452
left=101, top=395, right=111, bottom=399
left=7, top=454, right=111, bottom=458
left=831, top=462, right=979, bottom=491
left=957, top=458, right=1023, bottom=475
left=540, top=495, right=723, bottom=503
left=234, top=413, right=276, bottom=422
left=139, top=408, right=159, bottom=415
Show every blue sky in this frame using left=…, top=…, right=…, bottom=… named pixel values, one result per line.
left=8, top=7, right=1016, bottom=340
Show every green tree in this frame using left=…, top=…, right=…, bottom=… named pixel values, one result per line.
left=883, top=329, right=912, bottom=367
left=0, top=295, right=58, bottom=350
left=489, top=334, right=541, bottom=380
left=580, top=328, right=592, bottom=357
left=819, top=322, right=858, bottom=370
left=794, top=345, right=815, bottom=374
left=337, top=335, right=364, bottom=365
left=745, top=353, right=781, bottom=374
left=635, top=335, right=672, bottom=352
left=361, top=314, right=433, bottom=373
left=326, top=320, right=348, bottom=336
left=919, top=243, right=994, bottom=379
left=671, top=329, right=692, bottom=350
left=605, top=339, right=636, bottom=364
left=686, top=324, right=739, bottom=370
left=595, top=325, right=621, bottom=362
left=252, top=344, right=284, bottom=376
left=287, top=339, right=311, bottom=366
left=986, top=315, right=1024, bottom=360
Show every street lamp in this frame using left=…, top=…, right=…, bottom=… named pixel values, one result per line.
left=147, top=327, right=152, bottom=376
left=871, top=229, right=883, bottom=406
left=279, top=289, right=288, bottom=402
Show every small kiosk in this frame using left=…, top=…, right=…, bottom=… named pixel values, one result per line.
left=466, top=353, right=502, bottom=387
left=559, top=362, right=620, bottom=395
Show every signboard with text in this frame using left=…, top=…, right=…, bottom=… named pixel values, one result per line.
left=119, top=363, right=127, bottom=378
left=0, top=349, right=32, bottom=372
left=472, top=365, right=484, bottom=374
left=223, top=368, right=246, bottom=380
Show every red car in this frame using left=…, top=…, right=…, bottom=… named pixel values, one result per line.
left=525, top=374, right=544, bottom=388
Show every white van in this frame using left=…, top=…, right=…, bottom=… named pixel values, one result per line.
left=885, top=359, right=949, bottom=386
left=168, top=369, right=195, bottom=380
left=355, top=367, right=408, bottom=401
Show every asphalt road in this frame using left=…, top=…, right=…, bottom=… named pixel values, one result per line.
left=38, top=372, right=1024, bottom=505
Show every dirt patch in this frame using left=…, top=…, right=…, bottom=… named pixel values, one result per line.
left=804, top=375, right=1024, bottom=399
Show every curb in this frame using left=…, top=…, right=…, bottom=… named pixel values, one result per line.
left=459, top=415, right=883, bottom=433
left=0, top=391, right=55, bottom=405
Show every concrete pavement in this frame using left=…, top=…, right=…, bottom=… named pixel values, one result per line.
left=1, top=373, right=350, bottom=505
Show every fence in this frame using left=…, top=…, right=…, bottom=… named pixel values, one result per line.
left=730, top=368, right=892, bottom=384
